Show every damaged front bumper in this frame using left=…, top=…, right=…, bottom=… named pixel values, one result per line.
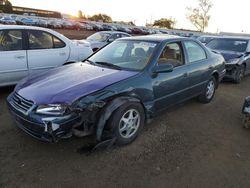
left=223, top=64, right=239, bottom=80
left=7, top=93, right=81, bottom=142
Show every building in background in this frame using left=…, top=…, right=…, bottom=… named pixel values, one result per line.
left=12, top=6, right=62, bottom=18
left=0, top=0, right=62, bottom=18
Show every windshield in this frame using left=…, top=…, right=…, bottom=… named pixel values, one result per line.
left=87, top=32, right=111, bottom=42
left=206, top=38, right=248, bottom=53
left=88, top=40, right=158, bottom=71
left=198, top=36, right=214, bottom=44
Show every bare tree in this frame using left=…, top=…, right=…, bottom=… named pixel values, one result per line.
left=186, top=0, right=212, bottom=32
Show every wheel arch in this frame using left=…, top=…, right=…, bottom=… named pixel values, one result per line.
left=211, top=71, right=219, bottom=88
left=95, top=95, right=146, bottom=141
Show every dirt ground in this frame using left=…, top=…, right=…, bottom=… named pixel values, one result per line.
left=1, top=74, right=250, bottom=188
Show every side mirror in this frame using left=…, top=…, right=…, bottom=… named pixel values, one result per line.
left=107, top=38, right=115, bottom=43
left=152, top=63, right=174, bottom=73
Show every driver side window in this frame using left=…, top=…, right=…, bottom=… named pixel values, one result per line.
left=158, top=42, right=184, bottom=67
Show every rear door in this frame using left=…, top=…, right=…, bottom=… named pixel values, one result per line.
left=27, top=29, right=70, bottom=75
left=0, top=29, right=28, bottom=86
left=183, top=40, right=211, bottom=97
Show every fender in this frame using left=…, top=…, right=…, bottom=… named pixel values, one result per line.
left=96, top=96, right=140, bottom=141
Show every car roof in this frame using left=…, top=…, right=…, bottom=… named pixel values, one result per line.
left=118, top=34, right=185, bottom=42
left=0, top=25, right=54, bottom=32
left=212, top=36, right=250, bottom=40
left=198, top=35, right=218, bottom=38
left=98, top=31, right=130, bottom=35
left=0, top=24, right=72, bottom=43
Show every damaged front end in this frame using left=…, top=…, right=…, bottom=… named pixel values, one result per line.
left=7, top=92, right=81, bottom=142
left=7, top=90, right=116, bottom=143
left=242, top=96, right=250, bottom=129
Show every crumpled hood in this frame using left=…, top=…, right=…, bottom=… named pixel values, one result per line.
left=15, top=63, right=138, bottom=105
left=217, top=50, right=244, bottom=62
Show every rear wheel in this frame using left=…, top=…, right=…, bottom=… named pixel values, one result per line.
left=199, top=77, right=216, bottom=103
left=107, top=102, right=145, bottom=145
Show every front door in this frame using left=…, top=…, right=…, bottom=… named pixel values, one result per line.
left=0, top=29, right=28, bottom=86
left=152, top=41, right=189, bottom=111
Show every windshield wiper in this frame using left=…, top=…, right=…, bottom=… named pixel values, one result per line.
left=94, top=61, right=122, bottom=70
left=85, top=59, right=95, bottom=65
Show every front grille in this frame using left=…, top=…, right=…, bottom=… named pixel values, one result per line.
left=11, top=92, right=34, bottom=113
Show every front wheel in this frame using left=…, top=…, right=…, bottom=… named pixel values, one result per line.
left=199, top=77, right=216, bottom=103
left=107, top=102, right=145, bottom=145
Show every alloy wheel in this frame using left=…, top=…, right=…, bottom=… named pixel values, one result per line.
left=119, top=109, right=141, bottom=139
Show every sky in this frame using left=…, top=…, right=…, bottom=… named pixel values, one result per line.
left=10, top=0, right=250, bottom=33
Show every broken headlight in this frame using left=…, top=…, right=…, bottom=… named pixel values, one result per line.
left=36, top=104, right=68, bottom=115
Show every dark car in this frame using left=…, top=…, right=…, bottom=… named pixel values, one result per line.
left=197, top=35, right=218, bottom=45
left=7, top=35, right=225, bottom=145
left=206, top=37, right=250, bottom=83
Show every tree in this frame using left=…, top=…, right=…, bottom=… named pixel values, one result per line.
left=186, top=0, right=213, bottom=32
left=78, top=10, right=84, bottom=19
left=88, top=14, right=112, bottom=23
left=153, top=18, right=176, bottom=29
left=0, top=0, right=12, bottom=13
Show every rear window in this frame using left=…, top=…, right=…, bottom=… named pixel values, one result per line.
left=207, top=38, right=248, bottom=53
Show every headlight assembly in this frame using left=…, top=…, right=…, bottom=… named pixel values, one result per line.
left=36, top=104, right=68, bottom=115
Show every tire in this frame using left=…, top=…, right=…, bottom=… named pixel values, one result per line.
left=199, top=77, right=216, bottom=103
left=234, top=64, right=245, bottom=84
left=107, top=102, right=145, bottom=145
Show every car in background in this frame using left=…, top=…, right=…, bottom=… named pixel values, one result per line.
left=7, top=35, right=225, bottom=144
left=36, top=19, right=48, bottom=28
left=85, top=31, right=131, bottom=51
left=47, top=20, right=62, bottom=29
left=197, top=35, right=217, bottom=45
left=0, top=25, right=93, bottom=87
left=0, top=16, right=16, bottom=25
left=17, top=17, right=37, bottom=26
left=206, top=37, right=250, bottom=83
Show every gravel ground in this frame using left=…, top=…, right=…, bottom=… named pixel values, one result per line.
left=1, top=76, right=250, bottom=188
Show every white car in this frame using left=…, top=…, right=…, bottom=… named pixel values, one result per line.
left=0, top=25, right=93, bottom=87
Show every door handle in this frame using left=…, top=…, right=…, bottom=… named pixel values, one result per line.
left=15, top=55, right=25, bottom=59
left=183, top=72, right=189, bottom=77
left=59, top=52, right=66, bottom=56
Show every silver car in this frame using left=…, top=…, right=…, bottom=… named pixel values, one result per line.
left=85, top=31, right=131, bottom=51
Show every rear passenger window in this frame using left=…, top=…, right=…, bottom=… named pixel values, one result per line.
left=29, top=30, right=53, bottom=49
left=0, top=30, right=23, bottom=51
left=53, top=36, right=66, bottom=48
left=184, top=41, right=207, bottom=63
